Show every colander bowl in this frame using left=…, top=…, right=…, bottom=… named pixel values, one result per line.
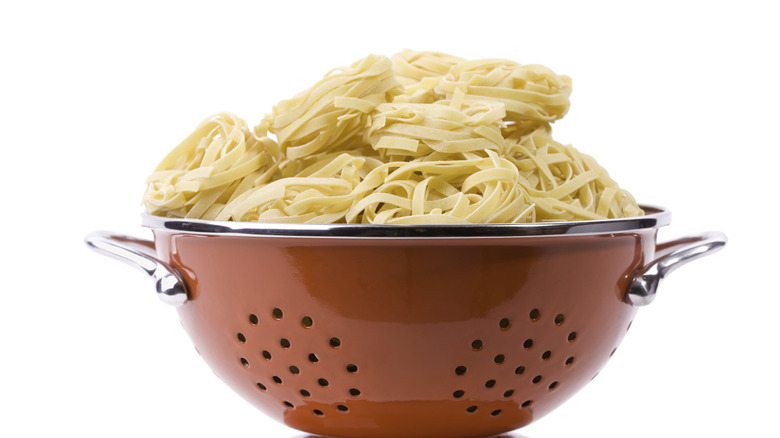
left=86, top=205, right=725, bottom=438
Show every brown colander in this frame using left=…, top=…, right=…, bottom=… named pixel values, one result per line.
left=86, top=205, right=725, bottom=438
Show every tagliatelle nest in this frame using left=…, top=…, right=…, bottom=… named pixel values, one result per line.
left=143, top=50, right=643, bottom=224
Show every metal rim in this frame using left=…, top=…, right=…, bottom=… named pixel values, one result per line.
left=141, top=205, right=670, bottom=239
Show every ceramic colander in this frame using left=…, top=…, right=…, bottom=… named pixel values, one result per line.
left=85, top=205, right=725, bottom=438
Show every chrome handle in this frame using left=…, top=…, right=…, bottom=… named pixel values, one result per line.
left=626, top=231, right=727, bottom=306
left=84, top=231, right=188, bottom=306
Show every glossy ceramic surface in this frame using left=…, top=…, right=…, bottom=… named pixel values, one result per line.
left=85, top=206, right=727, bottom=438
left=156, top=230, right=651, bottom=437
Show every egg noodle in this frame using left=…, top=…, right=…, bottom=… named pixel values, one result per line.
left=143, top=51, right=642, bottom=224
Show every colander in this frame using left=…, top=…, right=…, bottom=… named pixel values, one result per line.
left=85, top=205, right=725, bottom=438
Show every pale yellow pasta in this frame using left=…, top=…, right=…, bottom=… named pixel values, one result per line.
left=143, top=51, right=642, bottom=224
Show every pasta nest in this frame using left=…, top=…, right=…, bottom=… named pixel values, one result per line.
left=144, top=51, right=642, bottom=224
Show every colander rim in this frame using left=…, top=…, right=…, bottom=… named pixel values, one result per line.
left=141, top=204, right=670, bottom=239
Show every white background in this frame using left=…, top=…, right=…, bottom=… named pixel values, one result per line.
left=1, top=1, right=777, bottom=437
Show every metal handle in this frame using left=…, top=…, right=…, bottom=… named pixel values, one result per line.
left=84, top=231, right=188, bottom=306
left=626, top=231, right=727, bottom=306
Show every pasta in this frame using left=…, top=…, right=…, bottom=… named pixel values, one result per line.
left=143, top=51, right=642, bottom=224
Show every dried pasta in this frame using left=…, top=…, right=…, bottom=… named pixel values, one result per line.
left=143, top=51, right=642, bottom=224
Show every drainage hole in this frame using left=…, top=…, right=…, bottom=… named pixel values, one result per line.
left=515, top=366, right=525, bottom=375
left=466, top=405, right=478, bottom=413
left=262, top=350, right=272, bottom=360
left=300, top=389, right=311, bottom=397
left=453, top=390, right=465, bottom=398
left=256, top=382, right=267, bottom=391
left=308, top=353, right=319, bottom=363
left=455, top=365, right=467, bottom=376
left=565, top=356, right=575, bottom=366
left=302, top=316, right=313, bottom=328
left=283, top=401, right=294, bottom=408
left=542, top=350, right=551, bottom=360
left=240, top=358, right=249, bottom=367
left=272, top=376, right=283, bottom=384
left=317, top=378, right=329, bottom=387
left=554, top=313, right=565, bottom=325
left=568, top=331, right=577, bottom=342
left=549, top=381, right=559, bottom=390
left=532, top=375, right=542, bottom=384
left=249, top=314, right=259, bottom=325
left=521, top=400, right=533, bottom=408
left=529, top=308, right=540, bottom=321
left=499, top=318, right=511, bottom=330
left=313, top=409, right=324, bottom=416
left=237, top=333, right=246, bottom=343
left=289, top=366, right=300, bottom=375
left=494, top=354, right=505, bottom=364
left=346, top=364, right=358, bottom=373
left=280, top=338, right=291, bottom=349
left=523, top=339, right=534, bottom=349
left=485, top=379, right=496, bottom=388
left=337, top=404, right=349, bottom=412
left=349, top=388, right=361, bottom=396
left=471, top=339, right=483, bottom=351
left=491, top=409, right=502, bottom=416
left=272, top=308, right=284, bottom=320
left=329, top=337, right=342, bottom=348
left=503, top=389, right=514, bottom=398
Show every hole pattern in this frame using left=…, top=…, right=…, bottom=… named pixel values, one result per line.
left=239, top=306, right=580, bottom=418
left=237, top=306, right=361, bottom=417
left=447, top=310, right=579, bottom=416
